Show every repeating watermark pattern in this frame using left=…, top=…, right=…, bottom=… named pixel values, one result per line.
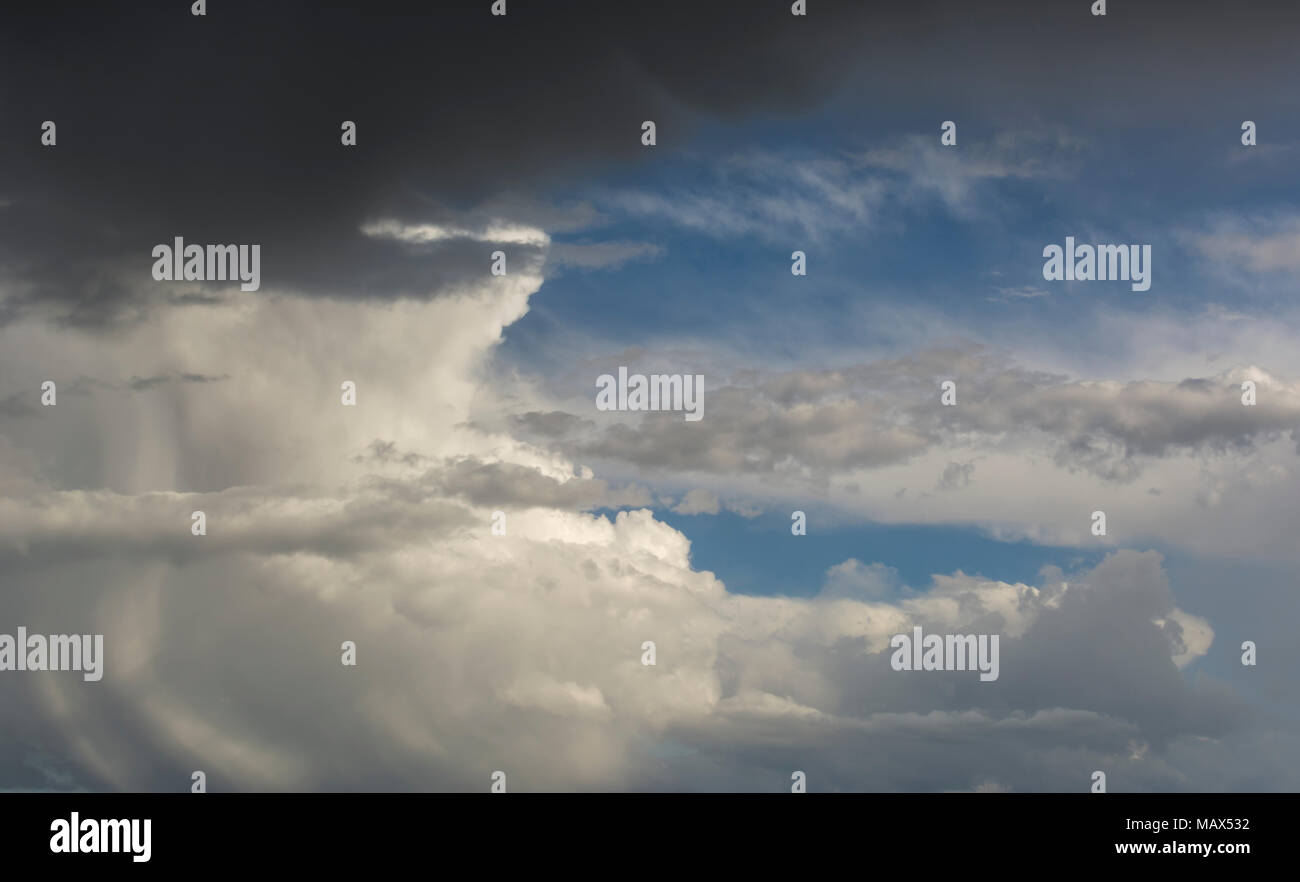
left=3, top=0, right=1293, bottom=814
left=0, top=628, right=103, bottom=681
left=890, top=626, right=1000, bottom=682
left=595, top=367, right=703, bottom=421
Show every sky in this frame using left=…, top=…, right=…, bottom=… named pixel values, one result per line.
left=1, top=0, right=1298, bottom=792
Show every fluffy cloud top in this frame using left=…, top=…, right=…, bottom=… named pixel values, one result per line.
left=0, top=265, right=1277, bottom=793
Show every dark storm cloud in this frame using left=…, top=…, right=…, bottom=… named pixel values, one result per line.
left=4, top=1, right=1299, bottom=325
left=0, top=0, right=880, bottom=324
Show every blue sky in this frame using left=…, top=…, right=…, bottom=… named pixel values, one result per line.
left=508, top=111, right=1300, bottom=372
left=491, top=90, right=1300, bottom=731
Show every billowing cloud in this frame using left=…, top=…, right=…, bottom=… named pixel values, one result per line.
left=0, top=260, right=1284, bottom=793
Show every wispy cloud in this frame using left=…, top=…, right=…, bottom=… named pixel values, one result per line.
left=1184, top=212, right=1300, bottom=274
left=600, top=128, right=1083, bottom=244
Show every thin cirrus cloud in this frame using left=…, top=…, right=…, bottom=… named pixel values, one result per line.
left=1183, top=213, right=1300, bottom=274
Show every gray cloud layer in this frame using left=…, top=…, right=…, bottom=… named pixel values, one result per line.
left=521, top=346, right=1300, bottom=483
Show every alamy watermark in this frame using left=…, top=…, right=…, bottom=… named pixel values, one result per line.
left=595, top=367, right=703, bottom=421
left=50, top=813, right=150, bottom=863
left=1042, top=237, right=1150, bottom=291
left=889, top=626, right=999, bottom=682
left=151, top=237, right=261, bottom=291
left=0, top=627, right=103, bottom=681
